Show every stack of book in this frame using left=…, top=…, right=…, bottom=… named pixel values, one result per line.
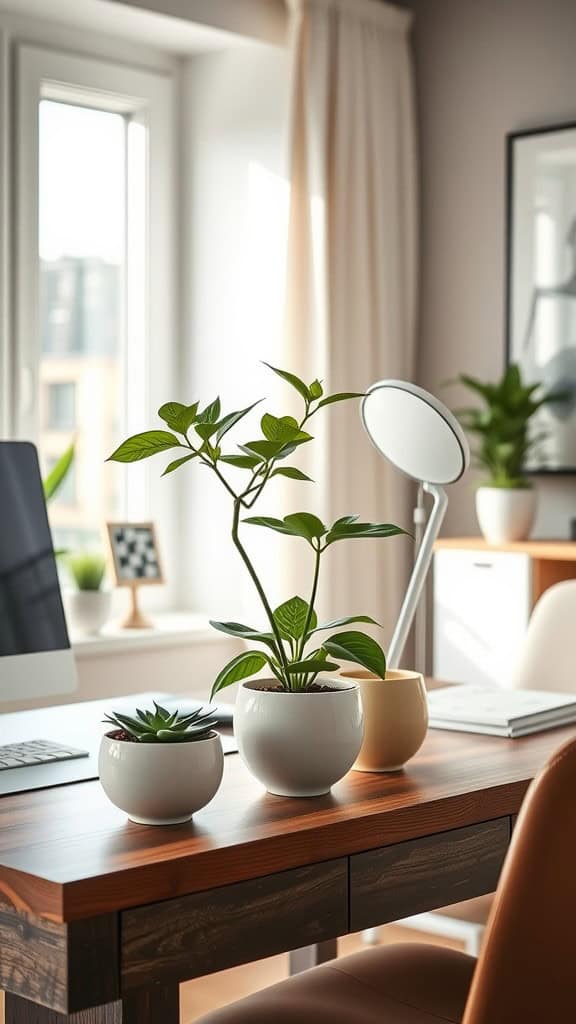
left=427, top=686, right=576, bottom=738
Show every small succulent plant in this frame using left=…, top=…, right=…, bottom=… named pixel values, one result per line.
left=103, top=702, right=217, bottom=743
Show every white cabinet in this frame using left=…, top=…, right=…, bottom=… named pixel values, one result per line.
left=433, top=548, right=532, bottom=688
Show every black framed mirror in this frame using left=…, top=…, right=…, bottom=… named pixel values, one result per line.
left=506, top=122, right=576, bottom=474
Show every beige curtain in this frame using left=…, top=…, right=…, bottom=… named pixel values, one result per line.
left=283, top=0, right=418, bottom=646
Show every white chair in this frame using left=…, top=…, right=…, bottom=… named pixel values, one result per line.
left=367, top=580, right=576, bottom=954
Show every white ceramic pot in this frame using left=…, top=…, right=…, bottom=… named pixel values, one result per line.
left=234, top=678, right=363, bottom=797
left=66, top=589, right=112, bottom=636
left=340, top=669, right=428, bottom=772
left=99, top=732, right=224, bottom=825
left=475, top=486, right=536, bottom=544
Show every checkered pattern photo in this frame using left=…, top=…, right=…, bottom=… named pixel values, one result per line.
left=112, top=525, right=161, bottom=581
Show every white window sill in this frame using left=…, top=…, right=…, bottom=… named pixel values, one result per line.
left=71, top=613, right=224, bottom=659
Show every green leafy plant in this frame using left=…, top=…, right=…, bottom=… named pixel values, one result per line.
left=107, top=364, right=408, bottom=695
left=67, top=552, right=106, bottom=591
left=43, top=441, right=75, bottom=502
left=104, top=701, right=217, bottom=743
left=455, top=364, right=557, bottom=488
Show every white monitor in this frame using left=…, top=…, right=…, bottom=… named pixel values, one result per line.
left=0, top=441, right=77, bottom=703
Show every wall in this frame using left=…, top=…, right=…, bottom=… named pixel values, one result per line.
left=403, top=0, right=576, bottom=537
left=114, top=0, right=287, bottom=46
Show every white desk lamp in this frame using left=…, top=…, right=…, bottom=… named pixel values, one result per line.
left=361, top=380, right=470, bottom=669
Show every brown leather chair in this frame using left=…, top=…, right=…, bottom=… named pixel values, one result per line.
left=197, top=736, right=576, bottom=1024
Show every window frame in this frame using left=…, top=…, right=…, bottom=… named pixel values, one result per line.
left=14, top=44, right=179, bottom=609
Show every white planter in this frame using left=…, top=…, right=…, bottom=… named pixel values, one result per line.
left=475, top=486, right=536, bottom=544
left=234, top=678, right=363, bottom=797
left=99, top=732, right=224, bottom=825
left=66, top=589, right=112, bottom=636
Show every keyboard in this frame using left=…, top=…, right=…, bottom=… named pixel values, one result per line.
left=0, top=739, right=89, bottom=771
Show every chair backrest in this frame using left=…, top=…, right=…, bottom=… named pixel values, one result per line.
left=511, top=580, right=576, bottom=692
left=462, top=735, right=576, bottom=1024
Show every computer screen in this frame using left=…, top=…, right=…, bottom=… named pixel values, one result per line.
left=0, top=442, right=76, bottom=703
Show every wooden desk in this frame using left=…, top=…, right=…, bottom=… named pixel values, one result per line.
left=0, top=713, right=574, bottom=1022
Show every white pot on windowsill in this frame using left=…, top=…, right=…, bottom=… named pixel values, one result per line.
left=65, top=589, right=112, bottom=636
left=475, top=485, right=537, bottom=544
left=234, top=677, right=364, bottom=797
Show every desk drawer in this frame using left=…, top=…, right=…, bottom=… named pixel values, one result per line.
left=122, top=858, right=347, bottom=989
left=350, top=818, right=509, bottom=931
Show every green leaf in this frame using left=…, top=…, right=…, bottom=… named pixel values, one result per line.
left=243, top=515, right=300, bottom=536
left=273, top=596, right=317, bottom=640
left=325, top=521, right=408, bottom=545
left=210, top=650, right=268, bottom=699
left=240, top=440, right=285, bottom=461
left=283, top=512, right=326, bottom=541
left=309, top=379, right=324, bottom=399
left=260, top=414, right=311, bottom=445
left=263, top=362, right=311, bottom=402
left=195, top=421, right=220, bottom=441
left=162, top=452, right=198, bottom=476
left=270, top=466, right=313, bottom=482
left=310, top=614, right=380, bottom=634
left=261, top=413, right=297, bottom=441
left=209, top=621, right=277, bottom=649
left=286, top=659, right=339, bottom=673
left=43, top=441, right=75, bottom=502
left=332, top=514, right=359, bottom=528
left=323, top=630, right=386, bottom=678
left=243, top=513, right=326, bottom=543
left=316, top=392, right=364, bottom=409
left=215, top=400, right=262, bottom=443
left=197, top=397, right=221, bottom=424
left=107, top=431, right=181, bottom=463
left=220, top=454, right=261, bottom=469
left=158, top=401, right=198, bottom=434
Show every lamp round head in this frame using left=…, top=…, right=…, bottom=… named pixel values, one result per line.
left=361, top=380, right=469, bottom=485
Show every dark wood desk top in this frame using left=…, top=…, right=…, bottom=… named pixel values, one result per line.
left=0, top=713, right=574, bottom=924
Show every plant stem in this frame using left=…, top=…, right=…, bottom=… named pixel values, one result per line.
left=298, top=541, right=323, bottom=661
left=231, top=500, right=290, bottom=682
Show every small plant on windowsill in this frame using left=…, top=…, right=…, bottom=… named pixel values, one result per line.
left=64, top=551, right=111, bottom=638
left=99, top=702, right=224, bottom=826
left=107, top=364, right=408, bottom=797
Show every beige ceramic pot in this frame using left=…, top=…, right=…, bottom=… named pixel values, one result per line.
left=339, top=669, right=428, bottom=772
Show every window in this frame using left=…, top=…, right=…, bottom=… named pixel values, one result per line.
left=15, top=47, right=176, bottom=601
left=46, top=381, right=76, bottom=432
left=38, top=97, right=129, bottom=548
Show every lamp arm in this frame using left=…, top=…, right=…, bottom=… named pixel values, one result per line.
left=387, top=482, right=448, bottom=670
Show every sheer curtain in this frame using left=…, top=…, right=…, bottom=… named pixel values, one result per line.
left=283, top=0, right=419, bottom=647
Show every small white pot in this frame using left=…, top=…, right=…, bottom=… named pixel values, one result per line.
left=99, top=732, right=224, bottom=825
left=475, top=486, right=536, bottom=544
left=66, top=589, right=112, bottom=636
left=234, top=678, right=363, bottom=797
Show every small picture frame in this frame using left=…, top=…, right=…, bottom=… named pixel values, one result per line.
left=105, top=522, right=164, bottom=628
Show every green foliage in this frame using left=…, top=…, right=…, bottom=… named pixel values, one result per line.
left=455, top=364, right=557, bottom=488
left=104, top=701, right=217, bottom=743
left=43, top=441, right=75, bottom=502
left=67, top=551, right=106, bottom=591
left=107, top=363, right=409, bottom=694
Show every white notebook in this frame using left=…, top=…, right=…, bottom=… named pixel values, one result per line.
left=428, top=686, right=576, bottom=738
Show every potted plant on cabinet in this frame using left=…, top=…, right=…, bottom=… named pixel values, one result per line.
left=99, top=701, right=223, bottom=824
left=455, top=364, right=557, bottom=543
left=65, top=551, right=111, bottom=636
left=108, top=364, right=407, bottom=797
